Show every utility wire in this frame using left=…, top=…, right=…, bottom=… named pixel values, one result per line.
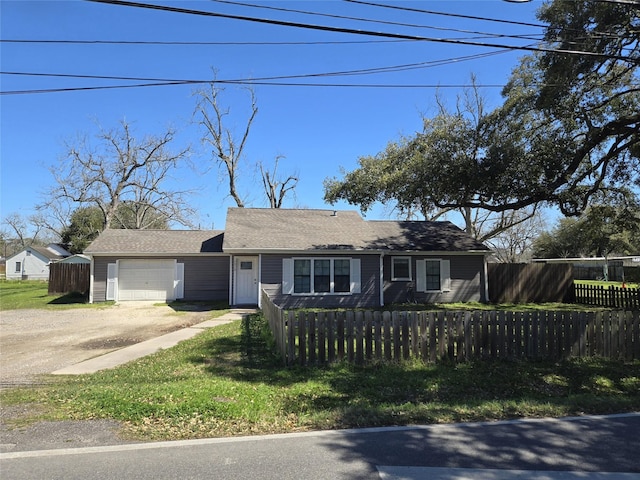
left=347, top=0, right=636, bottom=41
left=343, top=0, right=547, bottom=29
left=0, top=81, right=513, bottom=95
left=83, top=0, right=639, bottom=64
left=0, top=39, right=414, bottom=46
left=210, top=0, right=545, bottom=41
left=0, top=47, right=513, bottom=88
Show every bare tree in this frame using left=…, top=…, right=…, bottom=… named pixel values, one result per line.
left=259, top=156, right=299, bottom=208
left=1, top=212, right=48, bottom=248
left=486, top=207, right=546, bottom=263
left=42, top=120, right=194, bottom=231
left=195, top=80, right=298, bottom=209
left=195, top=82, right=257, bottom=208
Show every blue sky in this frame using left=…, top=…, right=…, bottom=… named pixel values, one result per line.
left=1, top=0, right=543, bottom=232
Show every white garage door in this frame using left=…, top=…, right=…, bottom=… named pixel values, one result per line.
left=118, top=260, right=176, bottom=301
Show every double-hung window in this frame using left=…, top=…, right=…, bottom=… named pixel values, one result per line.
left=425, top=260, right=441, bottom=291
left=333, top=259, right=351, bottom=293
left=314, top=259, right=331, bottom=293
left=391, top=257, right=411, bottom=281
left=15, top=261, right=21, bottom=273
left=416, top=258, right=451, bottom=293
left=294, top=259, right=311, bottom=293
left=285, top=258, right=360, bottom=295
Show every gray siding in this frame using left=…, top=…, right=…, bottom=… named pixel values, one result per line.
left=383, top=254, right=486, bottom=304
left=178, top=256, right=229, bottom=302
left=91, top=256, right=230, bottom=303
left=260, top=253, right=380, bottom=309
left=92, top=256, right=117, bottom=302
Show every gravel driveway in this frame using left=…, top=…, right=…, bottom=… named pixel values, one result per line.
left=0, top=303, right=212, bottom=388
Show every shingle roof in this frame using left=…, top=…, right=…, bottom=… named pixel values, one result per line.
left=29, top=246, right=66, bottom=261
left=223, top=208, right=489, bottom=252
left=85, top=210, right=489, bottom=255
left=223, top=208, right=372, bottom=250
left=366, top=221, right=489, bottom=252
left=84, top=229, right=224, bottom=254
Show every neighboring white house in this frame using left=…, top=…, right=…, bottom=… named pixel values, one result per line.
left=5, top=244, right=71, bottom=281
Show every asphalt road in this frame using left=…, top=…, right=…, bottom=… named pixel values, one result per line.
left=2, top=414, right=639, bottom=480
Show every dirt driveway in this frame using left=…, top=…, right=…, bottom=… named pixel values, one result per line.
left=0, top=303, right=212, bottom=387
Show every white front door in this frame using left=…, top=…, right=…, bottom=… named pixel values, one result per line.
left=235, top=256, right=258, bottom=305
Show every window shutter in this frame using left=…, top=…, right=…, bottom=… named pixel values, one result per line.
left=350, top=258, right=361, bottom=294
left=106, top=263, right=117, bottom=301
left=282, top=259, right=294, bottom=294
left=441, top=260, right=451, bottom=292
left=175, top=263, right=185, bottom=299
left=416, top=259, right=426, bottom=292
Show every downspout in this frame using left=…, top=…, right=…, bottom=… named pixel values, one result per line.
left=228, top=256, right=234, bottom=306
left=379, top=253, right=385, bottom=307
left=483, top=254, right=490, bottom=303
left=89, top=256, right=94, bottom=304
left=258, top=253, right=262, bottom=309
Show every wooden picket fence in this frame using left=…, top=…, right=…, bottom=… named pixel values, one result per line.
left=574, top=283, right=640, bottom=310
left=261, top=292, right=640, bottom=366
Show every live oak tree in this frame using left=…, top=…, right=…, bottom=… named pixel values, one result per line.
left=533, top=197, right=640, bottom=259
left=42, top=120, right=195, bottom=232
left=60, top=207, right=104, bottom=254
left=467, top=0, right=639, bottom=215
left=325, top=0, right=639, bottom=227
left=324, top=83, right=541, bottom=242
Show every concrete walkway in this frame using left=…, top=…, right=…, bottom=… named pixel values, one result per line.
left=52, top=310, right=255, bottom=375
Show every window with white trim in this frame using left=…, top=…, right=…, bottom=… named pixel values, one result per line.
left=285, top=258, right=360, bottom=295
left=15, top=262, right=21, bottom=273
left=425, top=260, right=441, bottom=291
left=333, top=259, right=351, bottom=293
left=416, top=259, right=451, bottom=293
left=391, top=257, right=411, bottom=281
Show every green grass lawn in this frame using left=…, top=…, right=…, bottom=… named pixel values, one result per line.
left=575, top=280, right=639, bottom=289
left=0, top=280, right=112, bottom=310
left=2, top=314, right=638, bottom=441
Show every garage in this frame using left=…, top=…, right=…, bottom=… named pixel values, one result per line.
left=117, top=259, right=177, bottom=301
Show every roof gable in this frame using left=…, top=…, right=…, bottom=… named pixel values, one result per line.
left=7, top=245, right=66, bottom=262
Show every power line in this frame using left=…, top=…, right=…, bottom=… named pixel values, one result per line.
left=343, top=0, right=547, bottom=29
left=209, top=0, right=545, bottom=41
left=348, top=0, right=638, bottom=42
left=0, top=48, right=513, bottom=91
left=0, top=39, right=414, bottom=46
left=83, top=0, right=639, bottom=64
left=0, top=81, right=512, bottom=96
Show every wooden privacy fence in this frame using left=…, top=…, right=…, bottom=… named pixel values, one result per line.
left=488, top=263, right=574, bottom=303
left=48, top=263, right=90, bottom=295
left=574, top=284, right=639, bottom=310
left=262, top=292, right=640, bottom=365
